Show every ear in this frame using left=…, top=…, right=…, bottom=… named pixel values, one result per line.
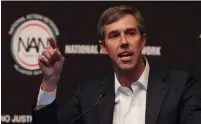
left=141, top=34, right=147, bottom=49
left=99, top=40, right=108, bottom=55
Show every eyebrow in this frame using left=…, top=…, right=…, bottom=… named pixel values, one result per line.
left=125, top=28, right=137, bottom=32
left=108, top=30, right=119, bottom=36
left=108, top=28, right=137, bottom=36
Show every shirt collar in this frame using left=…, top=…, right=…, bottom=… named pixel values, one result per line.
left=114, top=58, right=150, bottom=94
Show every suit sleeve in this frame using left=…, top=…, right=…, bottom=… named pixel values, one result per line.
left=32, top=85, right=83, bottom=124
left=179, top=72, right=201, bottom=124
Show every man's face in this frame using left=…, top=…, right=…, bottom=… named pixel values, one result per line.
left=101, top=14, right=146, bottom=71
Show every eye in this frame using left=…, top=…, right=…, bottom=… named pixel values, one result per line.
left=126, top=30, right=136, bottom=36
left=109, top=32, right=120, bottom=39
left=125, top=28, right=137, bottom=36
left=129, top=31, right=136, bottom=35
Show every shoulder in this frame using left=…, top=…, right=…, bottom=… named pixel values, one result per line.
left=150, top=66, right=194, bottom=79
left=150, top=66, right=200, bottom=87
left=79, top=74, right=113, bottom=92
left=82, top=76, right=108, bottom=87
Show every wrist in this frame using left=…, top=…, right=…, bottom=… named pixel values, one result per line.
left=41, top=79, right=58, bottom=92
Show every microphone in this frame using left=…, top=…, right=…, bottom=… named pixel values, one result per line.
left=69, top=86, right=106, bottom=124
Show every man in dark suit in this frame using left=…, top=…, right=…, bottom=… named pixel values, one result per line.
left=32, top=5, right=201, bottom=124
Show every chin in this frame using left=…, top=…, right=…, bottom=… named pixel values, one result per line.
left=118, top=64, right=136, bottom=72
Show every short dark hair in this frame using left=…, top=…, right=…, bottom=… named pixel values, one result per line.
left=97, top=5, right=146, bottom=41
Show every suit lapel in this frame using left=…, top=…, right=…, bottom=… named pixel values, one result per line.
left=145, top=67, right=169, bottom=124
left=98, top=75, right=115, bottom=124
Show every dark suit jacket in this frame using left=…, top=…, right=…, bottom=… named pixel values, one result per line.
left=32, top=67, right=201, bottom=124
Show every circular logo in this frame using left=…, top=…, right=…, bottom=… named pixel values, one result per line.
left=9, top=14, right=59, bottom=75
left=11, top=20, right=55, bottom=70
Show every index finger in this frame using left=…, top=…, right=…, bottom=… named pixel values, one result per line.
left=48, top=37, right=57, bottom=49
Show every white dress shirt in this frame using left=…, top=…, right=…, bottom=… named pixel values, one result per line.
left=113, top=58, right=150, bottom=124
left=37, top=59, right=150, bottom=124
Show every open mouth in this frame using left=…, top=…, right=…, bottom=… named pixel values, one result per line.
left=118, top=51, right=133, bottom=61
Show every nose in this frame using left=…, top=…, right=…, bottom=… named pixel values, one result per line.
left=120, top=34, right=129, bottom=49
